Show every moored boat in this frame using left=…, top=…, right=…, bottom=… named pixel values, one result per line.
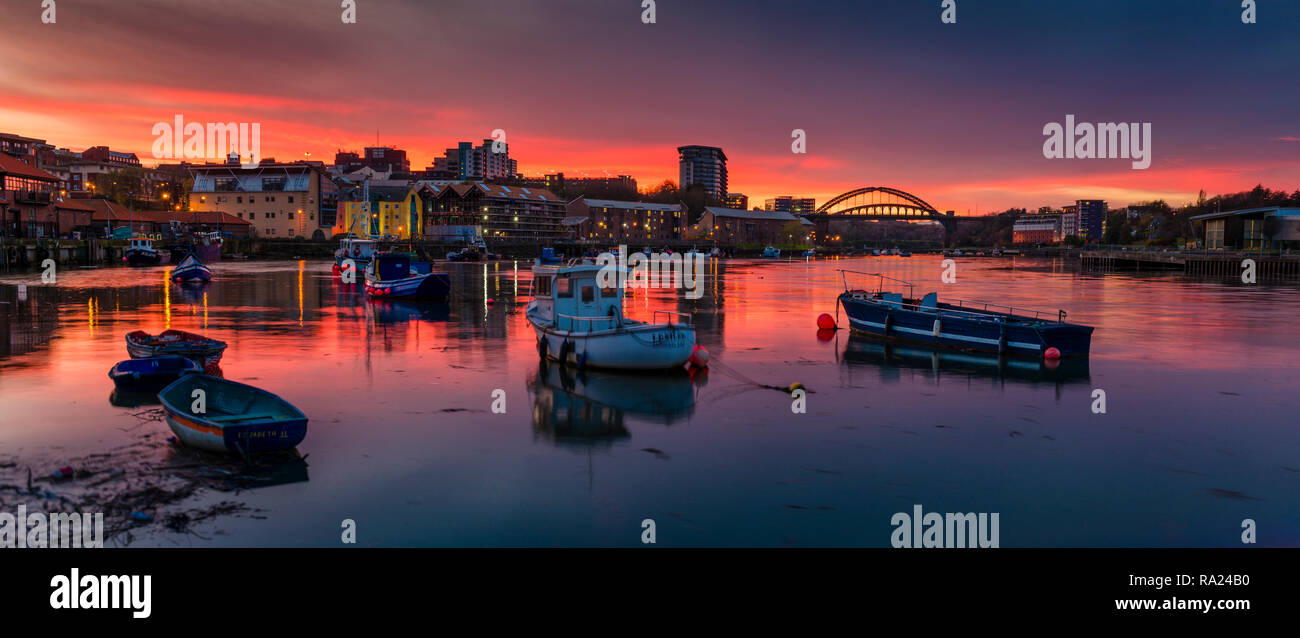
left=525, top=259, right=695, bottom=370
left=125, top=329, right=228, bottom=360
left=761, top=246, right=781, bottom=259
left=364, top=251, right=451, bottom=300
left=124, top=237, right=162, bottom=266
left=158, top=375, right=308, bottom=454
left=108, top=355, right=202, bottom=391
left=172, top=254, right=211, bottom=282
left=836, top=271, right=1093, bottom=357
left=333, top=237, right=379, bottom=276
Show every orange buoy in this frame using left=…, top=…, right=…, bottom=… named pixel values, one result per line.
left=1044, top=347, right=1061, bottom=360
left=816, top=313, right=836, bottom=330
left=688, top=345, right=710, bottom=368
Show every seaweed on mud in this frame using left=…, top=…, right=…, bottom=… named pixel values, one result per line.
left=0, top=415, right=303, bottom=545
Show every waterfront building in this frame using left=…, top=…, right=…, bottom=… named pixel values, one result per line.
left=1059, top=207, right=1080, bottom=240
left=1012, top=214, right=1061, bottom=245
left=419, top=182, right=565, bottom=240
left=1076, top=199, right=1107, bottom=241
left=188, top=162, right=339, bottom=239
left=677, top=146, right=727, bottom=200
left=689, top=206, right=804, bottom=245
left=764, top=196, right=817, bottom=215
left=1190, top=207, right=1300, bottom=251
left=724, top=193, right=749, bottom=210
left=0, top=153, right=60, bottom=238
left=77, top=199, right=251, bottom=239
left=333, top=185, right=423, bottom=239
left=566, top=197, right=685, bottom=243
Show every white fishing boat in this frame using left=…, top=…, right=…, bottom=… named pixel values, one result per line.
left=525, top=259, right=695, bottom=370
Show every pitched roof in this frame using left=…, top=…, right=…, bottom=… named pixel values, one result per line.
left=581, top=198, right=681, bottom=212
left=0, top=154, right=60, bottom=181
left=704, top=206, right=799, bottom=222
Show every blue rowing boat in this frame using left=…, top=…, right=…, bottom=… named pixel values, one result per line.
left=108, top=355, right=202, bottom=391
left=158, top=375, right=308, bottom=454
left=172, top=254, right=211, bottom=282
left=836, top=271, right=1093, bottom=357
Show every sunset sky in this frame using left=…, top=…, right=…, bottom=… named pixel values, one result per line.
left=1, top=0, right=1297, bottom=213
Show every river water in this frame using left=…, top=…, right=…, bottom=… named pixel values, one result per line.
left=0, top=256, right=1296, bottom=547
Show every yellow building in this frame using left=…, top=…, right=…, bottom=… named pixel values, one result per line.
left=333, top=185, right=423, bottom=239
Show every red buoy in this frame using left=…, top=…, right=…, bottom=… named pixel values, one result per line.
left=816, top=313, right=836, bottom=330
left=1044, top=347, right=1061, bottom=360
left=816, top=328, right=836, bottom=342
left=688, top=345, right=710, bottom=368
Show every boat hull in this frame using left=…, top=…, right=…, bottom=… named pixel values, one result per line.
left=839, top=293, right=1092, bottom=357
left=125, top=330, right=228, bottom=360
left=159, top=376, right=308, bottom=454
left=529, top=318, right=695, bottom=370
left=125, top=249, right=161, bottom=266
left=108, top=356, right=202, bottom=391
left=172, top=264, right=211, bottom=282
left=365, top=272, right=451, bottom=300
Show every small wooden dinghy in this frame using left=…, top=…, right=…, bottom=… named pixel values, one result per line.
left=158, top=375, right=308, bottom=454
left=108, top=355, right=202, bottom=390
left=125, top=329, right=228, bottom=359
left=172, top=254, right=211, bottom=282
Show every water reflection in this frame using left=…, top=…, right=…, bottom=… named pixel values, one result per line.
left=528, top=361, right=702, bottom=448
left=108, top=388, right=162, bottom=408
left=840, top=334, right=1091, bottom=386
left=369, top=300, right=451, bottom=324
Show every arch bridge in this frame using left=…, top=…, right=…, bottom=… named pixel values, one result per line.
left=808, top=186, right=957, bottom=240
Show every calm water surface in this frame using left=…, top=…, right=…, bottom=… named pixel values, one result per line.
left=1, top=256, right=1296, bottom=547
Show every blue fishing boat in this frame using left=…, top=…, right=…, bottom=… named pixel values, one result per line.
left=125, top=329, right=228, bottom=360
left=124, top=237, right=162, bottom=266
left=171, top=253, right=211, bottom=282
left=108, top=355, right=202, bottom=391
left=158, top=375, right=308, bottom=454
left=836, top=271, right=1093, bottom=357
left=364, top=251, right=451, bottom=300
left=761, top=246, right=781, bottom=259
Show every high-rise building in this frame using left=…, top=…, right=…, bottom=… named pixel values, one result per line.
left=428, top=140, right=516, bottom=181
left=677, top=145, right=727, bottom=200
left=764, top=196, right=816, bottom=215
left=1075, top=199, right=1107, bottom=241
left=724, top=193, right=748, bottom=210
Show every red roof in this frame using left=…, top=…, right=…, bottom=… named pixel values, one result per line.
left=0, top=153, right=60, bottom=181
left=55, top=200, right=96, bottom=212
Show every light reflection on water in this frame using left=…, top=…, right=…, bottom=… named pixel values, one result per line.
left=0, top=256, right=1297, bottom=547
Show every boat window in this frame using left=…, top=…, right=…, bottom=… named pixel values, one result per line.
left=581, top=286, right=594, bottom=303
left=601, top=285, right=618, bottom=298
left=535, top=276, right=552, bottom=296
left=556, top=276, right=572, bottom=298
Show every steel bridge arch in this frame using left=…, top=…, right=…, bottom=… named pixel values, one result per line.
left=816, top=186, right=943, bottom=219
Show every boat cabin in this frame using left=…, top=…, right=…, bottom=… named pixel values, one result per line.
left=531, top=263, right=626, bottom=331
left=340, top=237, right=378, bottom=261
left=129, top=237, right=155, bottom=250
